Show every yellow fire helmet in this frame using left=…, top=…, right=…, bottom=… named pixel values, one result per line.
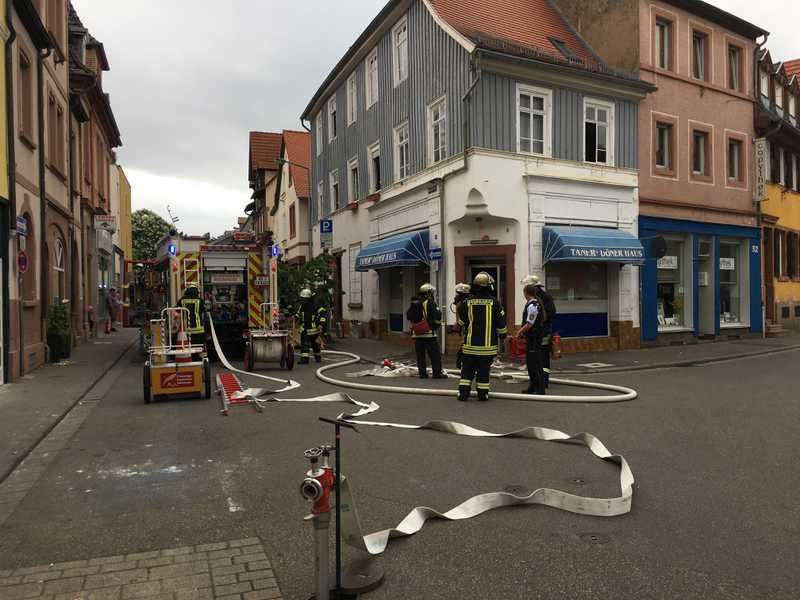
left=473, top=271, right=495, bottom=288
left=520, top=275, right=541, bottom=286
left=455, top=283, right=471, bottom=294
left=300, top=288, right=313, bottom=298
left=419, top=283, right=435, bottom=294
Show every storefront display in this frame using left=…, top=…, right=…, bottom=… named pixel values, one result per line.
left=656, top=239, right=688, bottom=330
left=719, top=242, right=741, bottom=325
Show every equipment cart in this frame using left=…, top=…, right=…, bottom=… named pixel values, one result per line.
left=243, top=303, right=295, bottom=372
left=143, top=308, right=212, bottom=403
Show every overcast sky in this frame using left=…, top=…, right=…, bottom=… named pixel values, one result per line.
left=70, top=0, right=799, bottom=236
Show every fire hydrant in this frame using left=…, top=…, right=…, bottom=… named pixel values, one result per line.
left=301, top=446, right=335, bottom=600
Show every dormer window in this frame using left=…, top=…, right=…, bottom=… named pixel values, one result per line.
left=549, top=37, right=581, bottom=63
left=760, top=70, right=770, bottom=98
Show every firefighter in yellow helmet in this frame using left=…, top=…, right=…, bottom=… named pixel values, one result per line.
left=456, top=272, right=507, bottom=401
left=295, top=288, right=328, bottom=364
left=406, top=283, right=445, bottom=378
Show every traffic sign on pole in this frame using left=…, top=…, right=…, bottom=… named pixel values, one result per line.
left=17, top=250, right=28, bottom=274
left=320, top=219, right=333, bottom=249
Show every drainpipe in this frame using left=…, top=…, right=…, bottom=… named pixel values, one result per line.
left=5, top=2, right=17, bottom=380
left=38, top=46, right=52, bottom=343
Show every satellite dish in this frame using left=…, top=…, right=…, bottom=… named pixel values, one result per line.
left=651, top=236, right=667, bottom=260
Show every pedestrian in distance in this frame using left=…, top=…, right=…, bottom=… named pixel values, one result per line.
left=406, top=283, right=445, bottom=379
left=522, top=275, right=557, bottom=388
left=456, top=272, right=507, bottom=401
left=105, top=288, right=118, bottom=333
left=296, top=288, right=327, bottom=364
left=517, top=283, right=546, bottom=395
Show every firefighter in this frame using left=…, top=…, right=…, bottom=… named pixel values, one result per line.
left=517, top=283, right=545, bottom=395
left=296, top=288, right=327, bottom=364
left=451, top=283, right=471, bottom=369
left=407, top=283, right=445, bottom=379
left=456, top=272, right=507, bottom=401
left=522, top=275, right=557, bottom=388
left=177, top=285, right=206, bottom=349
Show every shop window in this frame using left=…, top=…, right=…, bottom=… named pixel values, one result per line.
left=720, top=242, right=741, bottom=325
left=546, top=263, right=607, bottom=303
left=656, top=238, right=689, bottom=329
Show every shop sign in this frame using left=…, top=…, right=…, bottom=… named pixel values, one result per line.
left=210, top=273, right=244, bottom=284
left=94, top=215, right=117, bottom=232
left=16, top=216, right=27, bottom=236
left=160, top=372, right=195, bottom=388
left=356, top=251, right=398, bottom=268
left=429, top=247, right=443, bottom=261
left=657, top=255, right=678, bottom=270
left=567, top=247, right=644, bottom=260
left=754, top=138, right=768, bottom=203
left=720, top=257, right=735, bottom=271
left=253, top=276, right=270, bottom=287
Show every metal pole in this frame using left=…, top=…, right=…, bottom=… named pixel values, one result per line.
left=313, top=513, right=330, bottom=600
left=334, top=421, right=342, bottom=593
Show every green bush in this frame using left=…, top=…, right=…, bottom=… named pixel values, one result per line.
left=277, top=255, right=338, bottom=315
left=47, top=303, right=72, bottom=362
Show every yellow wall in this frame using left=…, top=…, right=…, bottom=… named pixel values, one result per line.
left=118, top=166, right=132, bottom=259
left=0, top=0, right=8, bottom=200
left=762, top=183, right=800, bottom=231
left=774, top=280, right=799, bottom=303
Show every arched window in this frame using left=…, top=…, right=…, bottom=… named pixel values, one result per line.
left=51, top=237, right=65, bottom=304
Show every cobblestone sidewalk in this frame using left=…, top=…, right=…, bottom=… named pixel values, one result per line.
left=0, top=538, right=282, bottom=600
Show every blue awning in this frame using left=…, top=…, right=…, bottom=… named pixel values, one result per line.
left=355, top=230, right=430, bottom=272
left=542, top=226, right=645, bottom=265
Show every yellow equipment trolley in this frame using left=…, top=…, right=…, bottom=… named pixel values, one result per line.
left=143, top=308, right=212, bottom=403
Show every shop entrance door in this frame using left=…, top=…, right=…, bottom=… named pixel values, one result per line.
left=697, top=236, right=716, bottom=336
left=468, top=259, right=507, bottom=309
left=763, top=228, right=775, bottom=322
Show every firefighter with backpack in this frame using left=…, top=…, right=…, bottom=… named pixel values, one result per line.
left=456, top=272, right=507, bottom=401
left=296, top=288, right=328, bottom=364
left=407, top=283, right=445, bottom=379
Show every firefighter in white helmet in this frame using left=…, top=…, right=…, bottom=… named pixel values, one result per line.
left=406, top=283, right=445, bottom=378
left=520, top=274, right=557, bottom=388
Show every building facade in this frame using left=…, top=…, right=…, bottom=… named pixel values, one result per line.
left=556, top=0, right=767, bottom=343
left=247, top=131, right=281, bottom=238
left=758, top=54, right=800, bottom=331
left=271, top=130, right=310, bottom=266
left=303, top=0, right=653, bottom=352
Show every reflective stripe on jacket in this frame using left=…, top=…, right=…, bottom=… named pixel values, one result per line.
left=457, top=294, right=507, bottom=356
left=179, top=298, right=204, bottom=335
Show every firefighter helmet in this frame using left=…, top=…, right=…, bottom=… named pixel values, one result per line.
left=300, top=288, right=312, bottom=299
left=455, top=283, right=471, bottom=294
left=520, top=275, right=541, bottom=287
left=419, top=283, right=434, bottom=294
left=473, top=271, right=495, bottom=288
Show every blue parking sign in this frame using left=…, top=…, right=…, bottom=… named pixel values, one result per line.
left=320, top=219, right=333, bottom=234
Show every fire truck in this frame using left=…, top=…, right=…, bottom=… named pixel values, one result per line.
left=155, top=231, right=281, bottom=359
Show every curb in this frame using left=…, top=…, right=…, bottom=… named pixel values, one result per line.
left=0, top=336, right=139, bottom=484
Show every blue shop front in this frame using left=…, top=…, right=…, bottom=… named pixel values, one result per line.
left=639, top=217, right=762, bottom=342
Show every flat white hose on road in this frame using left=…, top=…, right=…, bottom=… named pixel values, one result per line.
left=317, top=350, right=638, bottom=403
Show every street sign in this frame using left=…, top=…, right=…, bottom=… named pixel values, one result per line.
left=17, top=250, right=28, bottom=274
left=168, top=243, right=177, bottom=256
left=15, top=216, right=27, bottom=236
left=271, top=245, right=282, bottom=257
left=429, top=247, right=443, bottom=262
left=94, top=215, right=117, bottom=232
left=320, top=219, right=333, bottom=249
left=754, top=138, right=768, bottom=203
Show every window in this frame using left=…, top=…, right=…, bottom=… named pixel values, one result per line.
left=347, top=157, right=359, bottom=203
left=728, top=45, right=742, bottom=91
left=655, top=18, right=671, bottom=70
left=692, top=31, right=707, bottom=81
left=368, top=142, right=381, bottom=193
left=655, top=122, right=672, bottom=171
left=584, top=99, right=613, bottom=165
left=788, top=232, right=799, bottom=279
left=392, top=18, right=408, bottom=86
left=315, top=113, right=323, bottom=155
left=18, top=50, right=34, bottom=142
left=83, top=123, right=91, bottom=182
left=769, top=142, right=781, bottom=184
left=56, top=104, right=65, bottom=172
left=790, top=94, right=797, bottom=119
left=52, top=237, right=65, bottom=305
left=365, top=49, right=379, bottom=108
left=517, top=85, right=551, bottom=156
left=394, top=122, right=409, bottom=181
left=795, top=154, right=800, bottom=192
left=349, top=243, right=363, bottom=306
left=760, top=70, right=770, bottom=97
left=46, top=0, right=65, bottom=53
left=317, top=181, right=325, bottom=218
left=657, top=238, right=689, bottom=330
left=774, top=82, right=784, bottom=111
left=728, top=138, right=742, bottom=182
left=327, top=96, right=337, bottom=142
left=329, top=170, right=340, bottom=211
left=289, top=204, right=296, bottom=239
left=428, top=97, right=447, bottom=164
left=774, top=230, right=784, bottom=278
left=347, top=73, right=357, bottom=126
left=720, top=242, right=742, bottom=324
left=47, top=93, right=57, bottom=166
left=784, top=149, right=794, bottom=190
left=692, top=130, right=709, bottom=177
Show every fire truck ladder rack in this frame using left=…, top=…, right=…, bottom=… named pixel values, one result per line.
left=216, top=372, right=263, bottom=416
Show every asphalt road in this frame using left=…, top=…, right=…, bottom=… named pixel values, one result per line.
left=1, top=346, right=798, bottom=599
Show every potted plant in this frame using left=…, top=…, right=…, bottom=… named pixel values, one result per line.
left=47, top=303, right=72, bottom=362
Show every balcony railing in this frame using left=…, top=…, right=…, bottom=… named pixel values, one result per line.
left=761, top=94, right=800, bottom=130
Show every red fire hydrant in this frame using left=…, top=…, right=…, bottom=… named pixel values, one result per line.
left=301, top=446, right=335, bottom=600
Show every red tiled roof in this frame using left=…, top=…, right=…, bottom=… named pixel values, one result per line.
left=249, top=131, right=282, bottom=174
left=282, top=130, right=311, bottom=199
left=785, top=59, right=800, bottom=78
left=429, top=0, right=596, bottom=67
